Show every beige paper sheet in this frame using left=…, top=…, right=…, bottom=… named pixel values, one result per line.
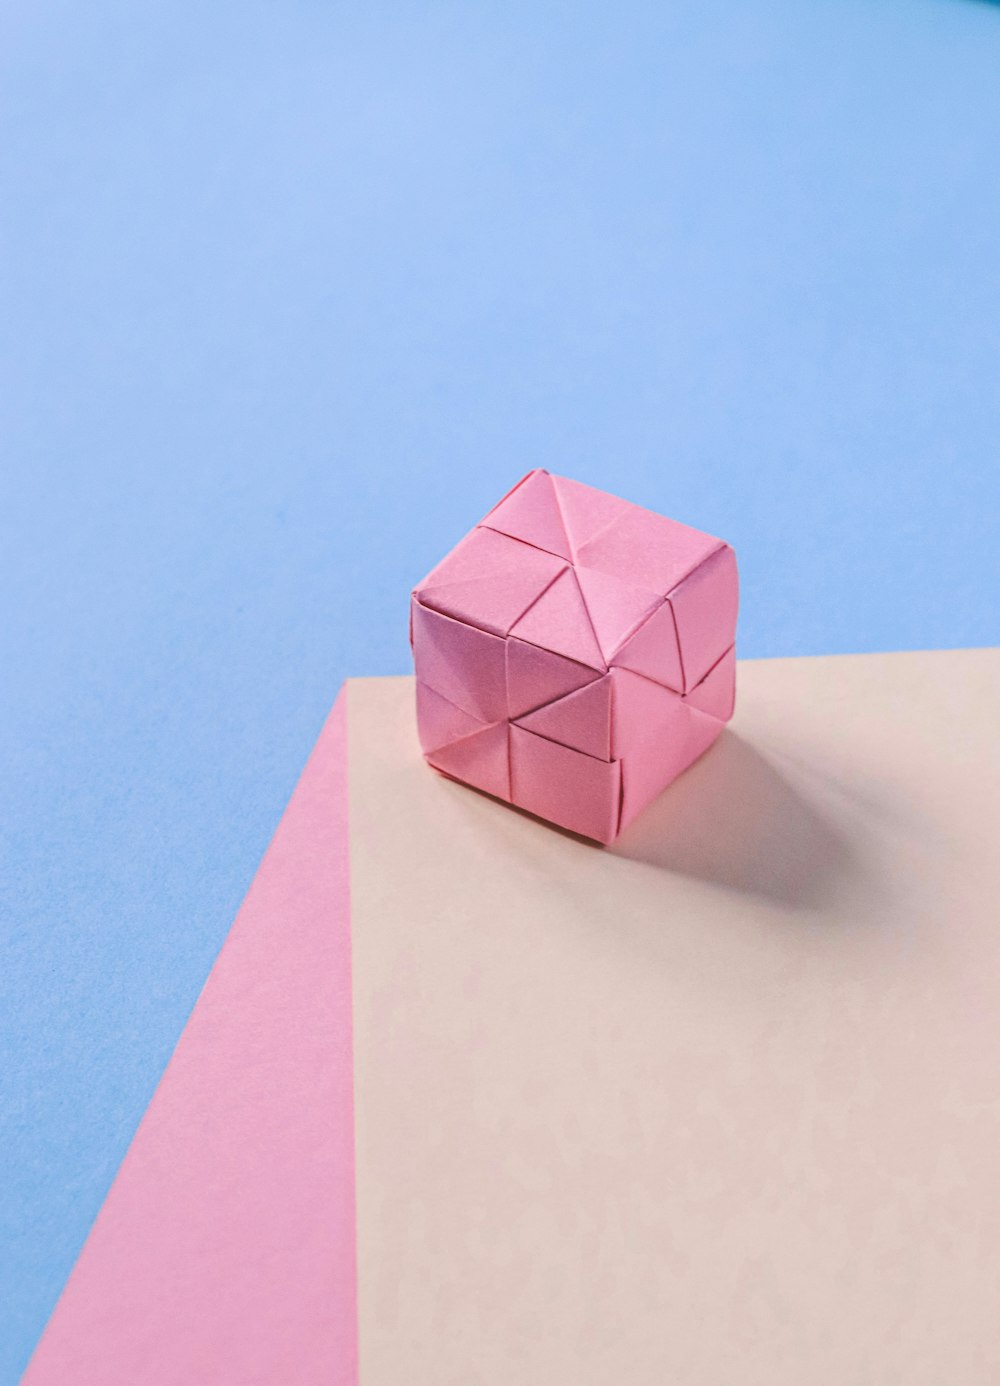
left=348, top=650, right=1000, bottom=1385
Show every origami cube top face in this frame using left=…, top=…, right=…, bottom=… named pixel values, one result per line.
left=410, top=470, right=738, bottom=844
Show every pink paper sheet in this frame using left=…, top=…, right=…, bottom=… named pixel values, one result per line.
left=25, top=693, right=356, bottom=1386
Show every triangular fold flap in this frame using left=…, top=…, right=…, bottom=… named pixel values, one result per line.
left=514, top=674, right=612, bottom=761
left=611, top=669, right=728, bottom=832
left=509, top=724, right=621, bottom=844
left=410, top=599, right=508, bottom=723
left=426, top=722, right=511, bottom=803
left=420, top=553, right=563, bottom=637
left=684, top=701, right=727, bottom=765
left=508, top=567, right=606, bottom=672
left=415, top=525, right=521, bottom=592
left=506, top=638, right=601, bottom=720
left=611, top=601, right=685, bottom=692
left=550, top=474, right=630, bottom=557
left=610, top=666, right=688, bottom=762
left=668, top=545, right=739, bottom=692
left=576, top=507, right=722, bottom=596
left=574, top=567, right=663, bottom=662
left=480, top=470, right=572, bottom=561
left=415, top=680, right=491, bottom=755
left=683, top=646, right=736, bottom=722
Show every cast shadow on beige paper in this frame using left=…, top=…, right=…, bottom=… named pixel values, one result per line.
left=440, top=728, right=867, bottom=915
left=350, top=661, right=1000, bottom=1386
left=612, top=730, right=866, bottom=913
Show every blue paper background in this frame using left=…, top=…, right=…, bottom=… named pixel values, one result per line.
left=2, top=0, right=999, bottom=1375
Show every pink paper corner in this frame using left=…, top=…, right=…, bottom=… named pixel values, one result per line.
left=24, top=690, right=357, bottom=1386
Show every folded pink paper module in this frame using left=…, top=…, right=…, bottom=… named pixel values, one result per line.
left=410, top=470, right=738, bottom=843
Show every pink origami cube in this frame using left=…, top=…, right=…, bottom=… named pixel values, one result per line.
left=410, top=470, right=738, bottom=844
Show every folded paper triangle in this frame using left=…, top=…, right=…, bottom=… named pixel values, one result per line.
left=612, top=600, right=685, bottom=692
left=417, top=524, right=546, bottom=590
left=410, top=601, right=508, bottom=723
left=683, top=698, right=728, bottom=767
left=425, top=721, right=511, bottom=802
left=505, top=637, right=601, bottom=720
left=418, top=529, right=565, bottom=638
left=668, top=545, right=739, bottom=691
left=415, top=680, right=488, bottom=755
left=578, top=507, right=722, bottom=596
left=550, top=473, right=629, bottom=557
left=509, top=567, right=605, bottom=671
left=515, top=673, right=612, bottom=761
left=509, top=722, right=621, bottom=842
left=481, top=470, right=573, bottom=561
left=683, top=646, right=736, bottom=721
left=418, top=570, right=556, bottom=639
left=611, top=667, right=698, bottom=827
left=574, top=567, right=663, bottom=663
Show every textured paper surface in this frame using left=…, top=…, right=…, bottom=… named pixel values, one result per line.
left=349, top=652, right=1000, bottom=1385
left=25, top=694, right=356, bottom=1386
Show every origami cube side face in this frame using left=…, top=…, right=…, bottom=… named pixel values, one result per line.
left=410, top=470, right=738, bottom=844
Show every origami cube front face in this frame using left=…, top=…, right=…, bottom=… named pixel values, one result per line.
left=410, top=470, right=738, bottom=844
